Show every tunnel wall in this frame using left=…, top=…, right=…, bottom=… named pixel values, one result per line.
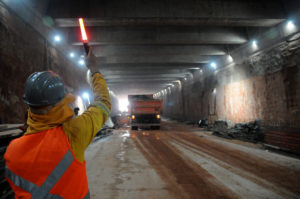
left=0, top=2, right=87, bottom=123
left=162, top=38, right=300, bottom=130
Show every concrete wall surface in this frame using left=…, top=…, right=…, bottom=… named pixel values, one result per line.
left=162, top=37, right=300, bottom=131
left=0, top=2, right=87, bottom=123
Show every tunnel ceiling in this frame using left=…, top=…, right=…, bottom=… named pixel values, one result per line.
left=40, top=0, right=293, bottom=97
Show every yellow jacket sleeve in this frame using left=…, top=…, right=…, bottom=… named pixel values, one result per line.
left=62, top=73, right=111, bottom=162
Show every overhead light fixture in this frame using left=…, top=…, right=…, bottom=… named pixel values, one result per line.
left=200, top=69, right=203, bottom=73
left=286, top=20, right=296, bottom=31
left=78, top=59, right=85, bottom=66
left=82, top=92, right=90, bottom=104
left=228, top=55, right=233, bottom=62
left=252, top=40, right=258, bottom=50
left=210, top=62, right=217, bottom=69
left=54, top=35, right=61, bottom=42
left=83, top=92, right=89, bottom=99
left=69, top=52, right=75, bottom=58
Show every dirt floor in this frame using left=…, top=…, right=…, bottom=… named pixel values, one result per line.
left=85, top=121, right=300, bottom=199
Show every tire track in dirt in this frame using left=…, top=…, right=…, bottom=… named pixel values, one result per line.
left=132, top=135, right=188, bottom=199
left=170, top=136, right=298, bottom=198
left=170, top=132, right=300, bottom=196
left=132, top=131, right=239, bottom=199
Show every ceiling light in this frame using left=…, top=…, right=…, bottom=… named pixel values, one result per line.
left=82, top=92, right=90, bottom=104
left=69, top=52, right=75, bottom=58
left=78, top=59, right=85, bottom=66
left=228, top=55, right=233, bottom=62
left=286, top=20, right=296, bottom=31
left=54, top=35, right=61, bottom=42
left=210, top=62, right=217, bottom=69
left=83, top=92, right=89, bottom=99
left=252, top=40, right=258, bottom=50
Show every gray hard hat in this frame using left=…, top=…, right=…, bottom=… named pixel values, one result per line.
left=23, top=71, right=65, bottom=107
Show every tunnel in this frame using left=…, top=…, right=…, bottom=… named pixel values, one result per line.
left=0, top=0, right=300, bottom=198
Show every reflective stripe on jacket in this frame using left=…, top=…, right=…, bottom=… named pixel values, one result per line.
left=4, top=126, right=89, bottom=199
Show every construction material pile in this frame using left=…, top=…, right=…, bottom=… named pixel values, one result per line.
left=211, top=120, right=264, bottom=143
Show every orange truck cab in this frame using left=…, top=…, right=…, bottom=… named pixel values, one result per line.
left=128, top=95, right=162, bottom=130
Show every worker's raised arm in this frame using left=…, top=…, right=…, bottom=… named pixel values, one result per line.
left=63, top=47, right=111, bottom=162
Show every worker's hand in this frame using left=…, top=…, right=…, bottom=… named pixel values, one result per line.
left=85, top=46, right=98, bottom=74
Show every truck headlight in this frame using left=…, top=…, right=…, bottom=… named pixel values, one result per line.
left=156, top=114, right=161, bottom=119
left=131, top=115, right=135, bottom=120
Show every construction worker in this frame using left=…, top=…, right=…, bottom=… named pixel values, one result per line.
left=4, top=47, right=110, bottom=199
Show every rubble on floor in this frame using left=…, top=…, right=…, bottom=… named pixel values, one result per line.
left=211, top=120, right=264, bottom=143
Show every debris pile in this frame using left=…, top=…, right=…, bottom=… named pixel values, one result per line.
left=211, top=120, right=264, bottom=143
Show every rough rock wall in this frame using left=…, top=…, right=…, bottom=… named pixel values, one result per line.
left=162, top=36, right=300, bottom=130
left=0, top=3, right=87, bottom=123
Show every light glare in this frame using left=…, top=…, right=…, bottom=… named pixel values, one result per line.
left=252, top=40, right=258, bottom=49
left=83, top=92, right=89, bottom=99
left=287, top=21, right=296, bottom=31
left=69, top=52, right=75, bottom=58
left=210, top=62, right=217, bottom=69
left=119, top=98, right=129, bottom=112
left=54, top=35, right=61, bottom=42
left=79, top=59, right=85, bottom=65
left=82, top=92, right=90, bottom=104
left=76, top=96, right=84, bottom=114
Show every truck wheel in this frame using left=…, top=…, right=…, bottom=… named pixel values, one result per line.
left=131, top=126, right=138, bottom=130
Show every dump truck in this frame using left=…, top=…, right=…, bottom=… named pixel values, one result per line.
left=128, top=95, right=162, bottom=130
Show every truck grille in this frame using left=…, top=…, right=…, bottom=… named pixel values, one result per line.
left=132, top=114, right=160, bottom=124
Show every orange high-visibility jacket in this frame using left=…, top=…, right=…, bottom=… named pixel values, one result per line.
left=4, top=126, right=90, bottom=199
